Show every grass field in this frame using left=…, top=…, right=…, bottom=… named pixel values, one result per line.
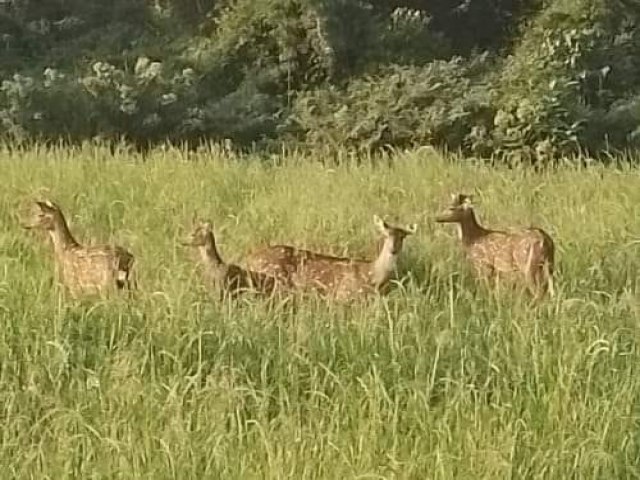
left=1, top=145, right=640, bottom=479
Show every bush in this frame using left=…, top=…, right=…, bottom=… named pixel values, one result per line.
left=365, top=0, right=543, bottom=53
left=375, top=7, right=451, bottom=66
left=2, top=0, right=640, bottom=160
left=286, top=55, right=494, bottom=152
left=0, top=0, right=149, bottom=77
left=0, top=58, right=281, bottom=147
left=154, top=0, right=218, bottom=26
left=485, top=0, right=640, bottom=160
left=192, top=0, right=336, bottom=94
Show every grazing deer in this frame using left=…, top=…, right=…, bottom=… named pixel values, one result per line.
left=435, top=193, right=555, bottom=300
left=183, top=220, right=279, bottom=299
left=244, top=215, right=417, bottom=301
left=23, top=200, right=136, bottom=298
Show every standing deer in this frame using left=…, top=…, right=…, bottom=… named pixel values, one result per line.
left=23, top=199, right=136, bottom=298
left=435, top=193, right=555, bottom=300
left=244, top=215, right=417, bottom=301
left=183, top=220, right=279, bottom=300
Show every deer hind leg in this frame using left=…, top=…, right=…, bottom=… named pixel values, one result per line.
left=126, top=269, right=140, bottom=298
left=525, top=262, right=552, bottom=304
left=493, top=270, right=502, bottom=293
left=526, top=269, right=543, bottom=303
left=216, top=286, right=232, bottom=303
left=522, top=241, right=548, bottom=303
left=542, top=260, right=555, bottom=298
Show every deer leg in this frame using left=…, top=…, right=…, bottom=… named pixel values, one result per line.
left=67, top=284, right=80, bottom=301
left=126, top=271, right=139, bottom=299
left=131, top=271, right=140, bottom=291
left=491, top=270, right=509, bottom=303
left=525, top=265, right=548, bottom=305
left=473, top=263, right=490, bottom=282
left=473, top=264, right=495, bottom=297
left=493, top=270, right=501, bottom=292
left=543, top=261, right=555, bottom=298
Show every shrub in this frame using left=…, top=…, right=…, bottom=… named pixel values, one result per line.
left=153, top=0, right=218, bottom=26
left=286, top=55, right=494, bottom=152
left=0, top=58, right=281, bottom=147
left=486, top=0, right=640, bottom=160
left=190, top=0, right=336, bottom=95
left=2, top=0, right=640, bottom=159
left=375, top=7, right=451, bottom=66
left=365, top=0, right=543, bottom=53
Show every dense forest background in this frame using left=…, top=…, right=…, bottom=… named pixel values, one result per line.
left=1, top=0, right=639, bottom=161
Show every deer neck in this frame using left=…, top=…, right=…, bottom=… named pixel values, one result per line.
left=199, top=233, right=224, bottom=270
left=370, top=238, right=397, bottom=286
left=49, top=217, right=80, bottom=252
left=458, top=210, right=489, bottom=245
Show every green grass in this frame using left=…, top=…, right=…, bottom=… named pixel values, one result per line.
left=1, top=144, right=640, bottom=479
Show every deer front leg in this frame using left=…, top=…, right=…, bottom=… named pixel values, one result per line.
left=472, top=262, right=497, bottom=297
left=526, top=263, right=552, bottom=304
left=473, top=262, right=494, bottom=284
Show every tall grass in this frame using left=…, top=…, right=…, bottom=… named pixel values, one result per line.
left=1, top=145, right=639, bottom=479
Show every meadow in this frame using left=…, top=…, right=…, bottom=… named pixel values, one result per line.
left=1, top=145, right=640, bottom=479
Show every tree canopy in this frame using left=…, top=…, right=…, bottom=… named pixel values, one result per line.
left=1, top=0, right=639, bottom=161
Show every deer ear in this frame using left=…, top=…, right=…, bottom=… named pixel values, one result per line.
left=201, top=221, right=212, bottom=231
left=450, top=193, right=467, bottom=207
left=373, top=214, right=388, bottom=232
left=406, top=223, right=418, bottom=234
left=35, top=200, right=53, bottom=212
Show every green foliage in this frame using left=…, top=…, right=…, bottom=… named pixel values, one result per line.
left=287, top=56, right=494, bottom=152
left=365, top=0, right=543, bottom=52
left=484, top=0, right=640, bottom=160
left=154, top=0, right=218, bottom=26
left=202, top=0, right=336, bottom=92
left=375, top=7, right=451, bottom=66
left=0, top=59, right=281, bottom=146
left=2, top=0, right=640, bottom=160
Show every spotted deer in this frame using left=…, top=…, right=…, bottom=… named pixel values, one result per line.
left=435, top=193, right=555, bottom=300
left=23, top=200, right=136, bottom=298
left=183, top=220, right=279, bottom=299
left=244, top=215, right=417, bottom=301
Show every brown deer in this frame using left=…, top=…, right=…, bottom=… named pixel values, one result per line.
left=435, top=193, right=555, bottom=300
left=23, top=199, right=136, bottom=298
left=182, top=220, right=279, bottom=300
left=244, top=215, right=417, bottom=301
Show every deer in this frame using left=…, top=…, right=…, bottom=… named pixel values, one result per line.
left=435, top=193, right=555, bottom=301
left=244, top=215, right=417, bottom=301
left=182, top=220, right=279, bottom=300
left=23, top=199, right=136, bottom=298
